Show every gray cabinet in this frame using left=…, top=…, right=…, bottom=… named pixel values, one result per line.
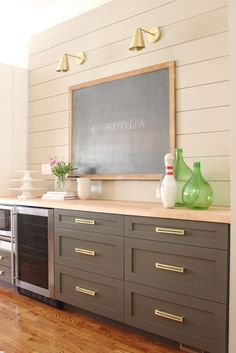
left=54, top=209, right=124, bottom=321
left=0, top=249, right=12, bottom=283
left=55, top=228, right=123, bottom=279
left=55, top=264, right=123, bottom=321
left=54, top=209, right=229, bottom=353
left=124, top=216, right=229, bottom=353
left=125, top=215, right=229, bottom=249
left=55, top=209, right=123, bottom=236
left=124, top=283, right=227, bottom=353
left=124, top=237, right=228, bottom=303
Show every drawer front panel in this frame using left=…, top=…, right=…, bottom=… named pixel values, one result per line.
left=55, top=209, right=124, bottom=236
left=55, top=264, right=123, bottom=321
left=125, top=238, right=228, bottom=303
left=124, top=283, right=227, bottom=353
left=0, top=264, right=11, bottom=283
left=55, top=228, right=123, bottom=279
left=125, top=216, right=229, bottom=249
left=0, top=249, right=11, bottom=267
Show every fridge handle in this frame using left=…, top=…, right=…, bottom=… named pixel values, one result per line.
left=12, top=207, right=18, bottom=284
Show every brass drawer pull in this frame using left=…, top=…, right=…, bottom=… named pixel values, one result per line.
left=0, top=270, right=4, bottom=275
left=155, top=309, right=184, bottom=323
left=75, top=286, right=97, bottom=296
left=155, top=227, right=185, bottom=236
left=75, top=248, right=96, bottom=256
left=0, top=256, right=3, bottom=260
left=155, top=262, right=185, bottom=273
left=75, top=218, right=95, bottom=225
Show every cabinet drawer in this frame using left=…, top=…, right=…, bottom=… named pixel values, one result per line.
left=124, top=282, right=227, bottom=353
left=125, top=238, right=228, bottom=303
left=0, top=249, right=11, bottom=267
left=55, top=228, right=123, bottom=279
left=55, top=209, right=124, bottom=236
left=125, top=216, right=229, bottom=249
left=55, top=264, right=123, bottom=321
left=0, top=264, right=11, bottom=283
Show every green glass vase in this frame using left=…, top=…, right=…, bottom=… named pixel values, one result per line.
left=173, top=148, right=192, bottom=207
left=182, top=162, right=213, bottom=210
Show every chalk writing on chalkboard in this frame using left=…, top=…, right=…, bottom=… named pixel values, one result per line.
left=90, top=118, right=145, bottom=136
left=69, top=61, right=176, bottom=180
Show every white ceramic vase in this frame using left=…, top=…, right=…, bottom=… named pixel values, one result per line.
left=77, top=178, right=91, bottom=200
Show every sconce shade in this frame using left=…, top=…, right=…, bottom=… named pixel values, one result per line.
left=129, top=26, right=161, bottom=51
left=56, top=51, right=86, bottom=72
left=56, top=53, right=69, bottom=72
left=129, top=27, right=145, bottom=51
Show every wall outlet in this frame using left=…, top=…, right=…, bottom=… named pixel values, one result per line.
left=41, top=163, right=51, bottom=175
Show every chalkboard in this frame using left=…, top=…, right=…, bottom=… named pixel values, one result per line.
left=69, top=61, right=175, bottom=180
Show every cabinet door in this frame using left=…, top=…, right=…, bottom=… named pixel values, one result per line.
left=55, top=264, right=123, bottom=321
left=55, top=209, right=124, bottom=236
left=55, top=228, right=123, bottom=279
left=0, top=249, right=11, bottom=267
left=124, top=282, right=227, bottom=353
left=0, top=264, right=11, bottom=283
left=125, top=238, right=228, bottom=303
left=125, top=216, right=229, bottom=249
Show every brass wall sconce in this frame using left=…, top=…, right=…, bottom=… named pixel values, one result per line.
left=129, top=27, right=161, bottom=51
left=56, top=51, right=86, bottom=72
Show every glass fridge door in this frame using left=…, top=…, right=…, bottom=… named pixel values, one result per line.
left=17, top=213, right=48, bottom=289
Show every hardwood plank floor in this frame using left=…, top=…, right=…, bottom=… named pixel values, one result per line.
left=0, top=284, right=183, bottom=353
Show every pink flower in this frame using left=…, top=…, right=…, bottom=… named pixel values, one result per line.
left=47, top=156, right=74, bottom=177
left=49, top=157, right=60, bottom=167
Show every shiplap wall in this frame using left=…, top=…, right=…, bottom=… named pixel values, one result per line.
left=28, top=0, right=229, bottom=205
left=0, top=64, right=27, bottom=196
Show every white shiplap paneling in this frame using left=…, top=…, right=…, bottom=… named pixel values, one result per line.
left=28, top=6, right=228, bottom=88
left=28, top=145, right=68, bottom=165
left=28, top=128, right=68, bottom=149
left=28, top=111, right=68, bottom=133
left=177, top=131, right=230, bottom=156
left=176, top=81, right=229, bottom=111
left=177, top=106, right=230, bottom=134
left=176, top=56, right=229, bottom=89
left=28, top=0, right=230, bottom=205
left=29, top=0, right=227, bottom=58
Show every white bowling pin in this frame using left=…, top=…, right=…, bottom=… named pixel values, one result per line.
left=160, top=153, right=177, bottom=208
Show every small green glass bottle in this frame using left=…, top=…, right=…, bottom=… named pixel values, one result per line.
left=182, top=162, right=213, bottom=210
left=173, top=148, right=192, bottom=207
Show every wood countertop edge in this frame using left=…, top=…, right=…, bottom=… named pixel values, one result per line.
left=0, top=197, right=230, bottom=224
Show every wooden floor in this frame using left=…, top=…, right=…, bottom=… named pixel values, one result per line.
left=0, top=284, right=183, bottom=353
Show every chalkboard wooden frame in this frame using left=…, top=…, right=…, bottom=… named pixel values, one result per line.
left=69, top=61, right=176, bottom=180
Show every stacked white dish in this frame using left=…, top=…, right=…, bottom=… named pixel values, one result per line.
left=9, top=170, right=44, bottom=199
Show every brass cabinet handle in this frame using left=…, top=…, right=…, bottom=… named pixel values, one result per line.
left=75, top=248, right=96, bottom=256
left=0, top=270, right=4, bottom=275
left=155, top=227, right=185, bottom=236
left=0, top=256, right=3, bottom=260
left=155, top=309, right=184, bottom=323
left=155, top=262, right=185, bottom=273
left=75, top=218, right=95, bottom=225
left=75, top=286, right=97, bottom=296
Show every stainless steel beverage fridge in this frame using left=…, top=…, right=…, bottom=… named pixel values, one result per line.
left=14, top=206, right=55, bottom=299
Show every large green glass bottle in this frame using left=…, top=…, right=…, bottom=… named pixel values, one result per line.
left=173, top=148, right=192, bottom=207
left=182, top=162, right=213, bottom=210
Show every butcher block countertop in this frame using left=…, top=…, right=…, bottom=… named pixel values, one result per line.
left=0, top=197, right=230, bottom=224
